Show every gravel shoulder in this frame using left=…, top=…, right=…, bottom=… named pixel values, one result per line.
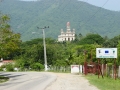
left=45, top=73, right=100, bottom=90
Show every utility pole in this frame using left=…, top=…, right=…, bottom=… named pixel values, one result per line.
left=37, top=26, right=49, bottom=71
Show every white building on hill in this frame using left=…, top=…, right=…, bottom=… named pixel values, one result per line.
left=58, top=22, right=75, bottom=42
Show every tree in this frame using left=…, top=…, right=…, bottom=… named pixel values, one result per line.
left=71, top=44, right=101, bottom=64
left=117, top=41, right=120, bottom=65
left=78, top=33, right=105, bottom=45
left=103, top=35, right=120, bottom=47
left=0, top=14, right=21, bottom=59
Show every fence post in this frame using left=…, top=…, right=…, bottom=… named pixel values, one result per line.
left=118, top=66, right=120, bottom=78
left=102, top=64, right=104, bottom=75
left=106, top=64, right=107, bottom=76
left=112, top=65, right=114, bottom=78
left=80, top=65, right=83, bottom=73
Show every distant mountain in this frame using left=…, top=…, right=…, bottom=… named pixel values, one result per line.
left=0, top=0, right=120, bottom=41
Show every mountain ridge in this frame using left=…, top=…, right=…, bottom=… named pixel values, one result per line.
left=0, top=0, right=120, bottom=41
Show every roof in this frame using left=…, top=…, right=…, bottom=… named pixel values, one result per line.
left=2, top=60, right=13, bottom=63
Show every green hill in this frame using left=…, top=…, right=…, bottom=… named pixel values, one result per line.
left=0, top=0, right=120, bottom=41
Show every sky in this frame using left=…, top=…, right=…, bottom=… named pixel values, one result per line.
left=20, top=0, right=38, bottom=1
left=20, top=0, right=120, bottom=11
left=78, top=0, right=120, bottom=11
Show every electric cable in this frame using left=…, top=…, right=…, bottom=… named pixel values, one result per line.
left=80, top=0, right=110, bottom=27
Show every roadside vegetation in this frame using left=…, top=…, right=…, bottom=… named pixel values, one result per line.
left=0, top=76, right=9, bottom=83
left=0, top=9, right=120, bottom=89
left=86, top=75, right=120, bottom=90
left=0, top=13, right=120, bottom=72
left=1, top=1, right=120, bottom=89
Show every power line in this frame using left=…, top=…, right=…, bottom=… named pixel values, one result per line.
left=17, top=0, right=110, bottom=40
left=80, top=0, right=110, bottom=27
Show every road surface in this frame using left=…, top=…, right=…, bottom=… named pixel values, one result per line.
left=45, top=73, right=100, bottom=90
left=0, top=72, right=56, bottom=90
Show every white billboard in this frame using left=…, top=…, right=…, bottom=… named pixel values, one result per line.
left=96, top=48, right=117, bottom=58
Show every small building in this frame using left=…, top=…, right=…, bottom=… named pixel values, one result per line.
left=0, top=60, right=14, bottom=67
left=58, top=22, right=75, bottom=42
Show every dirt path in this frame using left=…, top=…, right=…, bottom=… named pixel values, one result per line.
left=45, top=73, right=100, bottom=90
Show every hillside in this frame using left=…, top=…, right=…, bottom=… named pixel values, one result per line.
left=0, top=0, right=120, bottom=41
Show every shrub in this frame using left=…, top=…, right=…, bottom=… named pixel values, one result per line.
left=0, top=68, right=3, bottom=71
left=31, top=63, right=44, bottom=71
left=5, top=63, right=14, bottom=71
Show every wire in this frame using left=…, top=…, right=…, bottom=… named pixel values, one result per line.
left=80, top=0, right=110, bottom=27
left=53, top=0, right=88, bottom=14
left=6, top=0, right=111, bottom=40
left=21, top=0, right=89, bottom=37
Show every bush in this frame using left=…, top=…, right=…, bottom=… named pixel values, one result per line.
left=31, top=63, right=44, bottom=71
left=5, top=63, right=14, bottom=71
left=0, top=68, right=3, bottom=71
left=0, top=76, right=9, bottom=83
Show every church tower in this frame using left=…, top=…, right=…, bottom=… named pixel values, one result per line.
left=58, top=22, right=75, bottom=42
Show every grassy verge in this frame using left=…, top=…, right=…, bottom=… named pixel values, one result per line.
left=85, top=74, right=120, bottom=90
left=0, top=76, right=9, bottom=83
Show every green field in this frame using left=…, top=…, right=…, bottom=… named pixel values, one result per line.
left=86, top=75, right=120, bottom=90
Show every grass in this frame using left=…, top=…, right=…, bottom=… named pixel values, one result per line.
left=85, top=74, right=120, bottom=90
left=0, top=76, right=9, bottom=83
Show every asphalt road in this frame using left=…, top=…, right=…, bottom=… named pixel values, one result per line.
left=0, top=72, right=56, bottom=90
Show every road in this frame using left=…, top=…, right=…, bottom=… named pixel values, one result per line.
left=45, top=73, right=99, bottom=90
left=0, top=72, right=56, bottom=90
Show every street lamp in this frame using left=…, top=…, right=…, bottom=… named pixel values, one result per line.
left=37, top=26, right=49, bottom=71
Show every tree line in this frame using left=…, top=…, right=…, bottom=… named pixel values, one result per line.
left=0, top=13, right=120, bottom=71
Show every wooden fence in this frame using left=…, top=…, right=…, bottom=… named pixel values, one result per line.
left=49, top=64, right=120, bottom=78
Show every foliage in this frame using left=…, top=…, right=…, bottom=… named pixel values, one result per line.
left=0, top=68, right=3, bottom=71
left=54, top=60, right=68, bottom=67
left=31, top=62, right=44, bottom=71
left=86, top=75, right=120, bottom=90
left=78, top=33, right=105, bottom=45
left=71, top=44, right=101, bottom=64
left=0, top=12, right=120, bottom=70
left=103, top=35, right=120, bottom=47
left=1, top=63, right=14, bottom=71
left=5, top=63, right=14, bottom=71
left=0, top=13, right=21, bottom=59
left=0, top=0, right=120, bottom=41
left=14, top=56, right=31, bottom=71
left=117, top=41, right=120, bottom=65
left=0, top=76, right=9, bottom=83
left=13, top=33, right=120, bottom=70
left=0, top=0, right=120, bottom=72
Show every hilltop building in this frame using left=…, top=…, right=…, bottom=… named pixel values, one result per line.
left=58, top=22, right=75, bottom=42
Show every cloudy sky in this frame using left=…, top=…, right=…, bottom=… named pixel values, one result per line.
left=20, top=0, right=120, bottom=11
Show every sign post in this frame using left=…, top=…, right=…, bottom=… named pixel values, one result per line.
left=114, top=58, right=117, bottom=80
left=96, top=48, right=117, bottom=79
